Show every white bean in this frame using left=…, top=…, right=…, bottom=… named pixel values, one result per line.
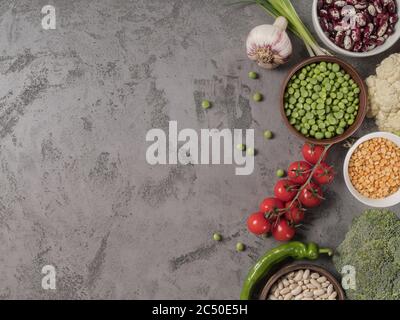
left=327, top=284, right=333, bottom=295
left=294, top=270, right=304, bottom=282
left=283, top=279, right=290, bottom=287
left=284, top=293, right=293, bottom=300
left=306, top=284, right=315, bottom=289
left=303, top=291, right=313, bottom=298
left=288, top=272, right=295, bottom=279
left=278, top=282, right=284, bottom=290
left=310, top=279, right=321, bottom=288
left=289, top=284, right=297, bottom=290
left=302, top=297, right=314, bottom=300
left=291, top=286, right=302, bottom=296
left=311, top=272, right=320, bottom=279
left=274, top=288, right=280, bottom=298
left=328, top=292, right=337, bottom=300
left=321, top=281, right=330, bottom=288
left=269, top=294, right=278, bottom=300
left=302, top=285, right=307, bottom=290
left=294, top=294, right=303, bottom=300
left=280, top=287, right=290, bottom=295
left=317, top=276, right=327, bottom=283
left=303, top=279, right=310, bottom=284
left=303, top=269, right=310, bottom=280
left=320, top=293, right=329, bottom=299
left=313, top=289, right=325, bottom=296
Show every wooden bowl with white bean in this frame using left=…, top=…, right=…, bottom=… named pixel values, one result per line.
left=259, top=263, right=345, bottom=301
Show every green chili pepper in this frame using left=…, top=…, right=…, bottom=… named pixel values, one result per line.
left=240, top=241, right=333, bottom=300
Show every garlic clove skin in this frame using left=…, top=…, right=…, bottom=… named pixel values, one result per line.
left=246, top=17, right=292, bottom=69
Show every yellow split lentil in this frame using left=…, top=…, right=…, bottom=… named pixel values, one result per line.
left=348, top=138, right=400, bottom=199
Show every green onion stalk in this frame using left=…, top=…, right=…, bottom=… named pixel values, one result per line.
left=236, top=0, right=331, bottom=57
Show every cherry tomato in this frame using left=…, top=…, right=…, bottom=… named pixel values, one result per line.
left=284, top=200, right=305, bottom=224
left=313, top=162, right=335, bottom=185
left=288, top=161, right=312, bottom=185
left=247, top=212, right=271, bottom=235
left=302, top=143, right=328, bottom=165
left=272, top=219, right=296, bottom=242
left=259, top=197, right=284, bottom=215
left=299, top=182, right=323, bottom=207
left=274, top=179, right=298, bottom=202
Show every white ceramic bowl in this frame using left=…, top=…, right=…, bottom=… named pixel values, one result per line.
left=343, top=132, right=400, bottom=207
left=312, top=0, right=400, bottom=57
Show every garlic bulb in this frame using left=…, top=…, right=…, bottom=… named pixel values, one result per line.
left=246, top=17, right=292, bottom=69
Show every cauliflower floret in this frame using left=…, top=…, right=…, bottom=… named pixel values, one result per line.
left=366, top=53, right=400, bottom=134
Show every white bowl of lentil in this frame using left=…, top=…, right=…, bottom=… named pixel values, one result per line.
left=344, top=132, right=400, bottom=207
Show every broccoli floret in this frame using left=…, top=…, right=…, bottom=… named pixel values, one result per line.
left=333, top=209, right=400, bottom=300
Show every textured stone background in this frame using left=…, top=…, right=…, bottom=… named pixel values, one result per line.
left=0, top=0, right=399, bottom=299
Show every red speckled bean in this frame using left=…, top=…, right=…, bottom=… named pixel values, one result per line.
left=318, top=0, right=398, bottom=52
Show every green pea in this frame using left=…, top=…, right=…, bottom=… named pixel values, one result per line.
left=246, top=148, right=255, bottom=156
left=264, top=130, right=273, bottom=139
left=248, top=71, right=258, bottom=79
left=315, top=132, right=324, bottom=139
left=306, top=112, right=314, bottom=119
left=332, top=63, right=340, bottom=72
left=288, top=87, right=294, bottom=94
left=236, top=242, right=245, bottom=252
left=328, top=126, right=335, bottom=132
left=213, top=233, right=222, bottom=241
left=253, top=92, right=263, bottom=102
left=335, top=111, right=344, bottom=119
left=328, top=117, right=338, bottom=125
left=336, top=127, right=344, bottom=135
left=236, top=144, right=245, bottom=151
left=276, top=169, right=285, bottom=177
left=202, top=100, right=211, bottom=109
left=325, top=131, right=332, bottom=139
left=347, top=106, right=355, bottom=113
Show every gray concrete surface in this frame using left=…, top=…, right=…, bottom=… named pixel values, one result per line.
left=0, top=0, right=399, bottom=300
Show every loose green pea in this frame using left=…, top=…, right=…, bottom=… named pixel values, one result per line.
left=236, top=242, right=245, bottom=252
left=246, top=147, right=255, bottom=156
left=264, top=130, right=273, bottom=139
left=276, top=169, right=285, bottom=177
left=213, top=233, right=222, bottom=241
left=248, top=71, right=258, bottom=79
left=236, top=144, right=245, bottom=151
left=253, top=92, right=263, bottom=102
left=202, top=100, right=211, bottom=109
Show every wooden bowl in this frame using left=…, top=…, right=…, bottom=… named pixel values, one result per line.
left=259, top=263, right=345, bottom=300
left=280, top=56, right=367, bottom=145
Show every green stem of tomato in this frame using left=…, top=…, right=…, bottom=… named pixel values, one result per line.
left=285, top=144, right=333, bottom=212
